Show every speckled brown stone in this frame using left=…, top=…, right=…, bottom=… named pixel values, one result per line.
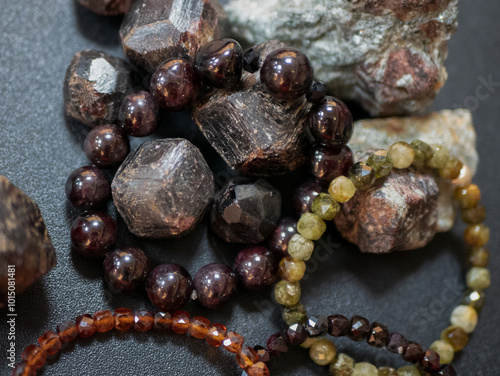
left=356, top=0, right=453, bottom=22
left=77, top=0, right=136, bottom=15
left=0, top=176, right=56, bottom=308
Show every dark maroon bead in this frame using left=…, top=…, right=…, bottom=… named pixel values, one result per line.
left=234, top=246, right=278, bottom=290
left=367, top=322, right=389, bottom=348
left=267, top=217, right=297, bottom=257
left=266, top=333, right=288, bottom=358
left=306, top=81, right=326, bottom=104
left=253, top=345, right=270, bottom=363
left=421, top=349, right=441, bottom=372
left=305, top=315, right=328, bottom=337
left=309, top=96, right=353, bottom=145
left=286, top=323, right=308, bottom=345
left=195, top=38, right=243, bottom=89
left=434, top=365, right=457, bottom=376
left=260, top=47, right=314, bottom=100
left=146, top=264, right=193, bottom=312
left=117, top=90, right=159, bottom=137
left=103, top=246, right=149, bottom=292
left=150, top=58, right=200, bottom=111
left=70, top=212, right=117, bottom=258
left=328, top=314, right=350, bottom=337
left=387, top=332, right=409, bottom=355
left=292, top=180, right=323, bottom=215
left=403, top=342, right=424, bottom=363
left=84, top=124, right=130, bottom=169
left=310, top=142, right=354, bottom=185
left=193, top=263, right=237, bottom=309
left=65, top=166, right=110, bottom=210
left=243, top=47, right=261, bottom=73
left=348, top=315, right=371, bottom=341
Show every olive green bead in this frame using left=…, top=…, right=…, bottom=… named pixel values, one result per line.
left=461, top=205, right=486, bottom=225
left=396, top=365, right=420, bottom=376
left=440, top=157, right=464, bottom=180
left=279, top=257, right=306, bottom=282
left=282, top=302, right=307, bottom=325
left=274, top=280, right=301, bottom=306
left=297, top=212, right=326, bottom=240
left=466, top=267, right=491, bottom=290
left=378, top=367, right=398, bottom=376
left=329, top=176, right=357, bottom=203
left=464, top=224, right=490, bottom=246
left=430, top=340, right=454, bottom=364
left=428, top=144, right=450, bottom=169
left=411, top=140, right=433, bottom=167
left=466, top=246, right=490, bottom=267
left=312, top=193, right=341, bottom=221
left=288, top=233, right=315, bottom=261
left=460, top=288, right=486, bottom=311
left=329, top=353, right=355, bottom=376
left=310, top=338, right=337, bottom=366
left=454, top=184, right=481, bottom=209
left=441, top=325, right=468, bottom=351
left=387, top=141, right=415, bottom=169
left=450, top=305, right=478, bottom=333
left=352, top=362, right=378, bottom=376
left=349, top=162, right=376, bottom=190
left=367, top=150, right=393, bottom=178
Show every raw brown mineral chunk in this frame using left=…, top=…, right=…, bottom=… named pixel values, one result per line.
left=78, top=0, right=136, bottom=15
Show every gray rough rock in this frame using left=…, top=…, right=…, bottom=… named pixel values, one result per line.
left=112, top=139, right=214, bottom=238
left=224, top=0, right=458, bottom=116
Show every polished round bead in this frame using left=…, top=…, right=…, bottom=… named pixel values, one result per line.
left=282, top=302, right=308, bottom=325
left=193, top=263, right=237, bottom=309
left=461, top=288, right=486, bottom=311
left=421, top=349, right=441, bottom=372
left=195, top=38, right=243, bottom=89
left=279, top=257, right=306, bottom=282
left=386, top=332, right=408, bottom=354
left=441, top=325, right=468, bottom=351
left=103, top=246, right=149, bottom=292
left=430, top=340, right=454, bottom=364
left=410, top=140, right=433, bottom=167
left=114, top=308, right=134, bottom=331
left=56, top=321, right=78, bottom=343
left=93, top=310, right=114, bottom=332
left=153, top=312, right=172, bottom=330
left=234, top=246, right=278, bottom=290
left=440, top=158, right=463, bottom=180
left=329, top=353, right=355, bottom=376
left=450, top=305, right=478, bottom=333
left=172, top=310, right=191, bottom=334
left=84, top=124, right=130, bottom=168
left=134, top=310, right=154, bottom=331
left=305, top=315, right=328, bottom=337
left=464, top=223, right=490, bottom=246
left=387, top=141, right=415, bottom=169
left=274, top=280, right=301, bottom=306
left=352, top=362, right=378, bottom=375
left=461, top=205, right=487, bottom=224
left=428, top=144, right=450, bottom=169
left=327, top=314, right=350, bottom=337
left=146, top=264, right=193, bottom=311
left=309, top=96, right=353, bottom=145
left=223, top=331, right=245, bottom=354
left=306, top=81, right=327, bottom=104
left=328, top=175, right=356, bottom=203
left=188, top=316, right=210, bottom=339
left=236, top=346, right=259, bottom=368
left=266, top=333, right=288, bottom=357
left=150, top=58, right=200, bottom=111
left=348, top=315, right=370, bottom=341
left=287, top=234, right=315, bottom=261
left=466, top=266, right=491, bottom=290
left=286, top=323, right=308, bottom=345
left=467, top=246, right=490, bottom=267
left=367, top=150, right=393, bottom=178
left=310, top=338, right=337, bottom=366
left=349, top=162, right=376, bottom=190
left=454, top=184, right=481, bottom=209
left=21, top=345, right=46, bottom=370
left=75, top=314, right=96, bottom=338
left=260, top=47, right=314, bottom=100
left=267, top=217, right=297, bottom=257
left=206, top=323, right=227, bottom=347
left=312, top=193, right=340, bottom=220
left=293, top=180, right=323, bottom=214
left=297, top=212, right=326, bottom=240
left=403, top=342, right=424, bottom=363
left=310, top=143, right=354, bottom=185
left=243, top=48, right=261, bottom=73
left=117, top=90, right=159, bottom=137
left=65, top=166, right=110, bottom=210
left=70, top=212, right=117, bottom=258
left=367, top=322, right=389, bottom=347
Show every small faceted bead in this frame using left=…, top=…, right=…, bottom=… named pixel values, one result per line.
left=11, top=363, right=35, bottom=376
left=310, top=143, right=354, bottom=185
left=56, top=321, right=78, bottom=343
left=234, top=247, right=278, bottom=290
left=466, top=246, right=490, bottom=267
left=386, top=332, right=408, bottom=354
left=367, top=150, right=393, bottom=178
left=464, top=224, right=490, bottom=246
left=427, top=144, right=450, bottom=169
left=454, top=184, right=481, bottom=209
left=434, top=365, right=457, bottom=376
left=93, top=310, right=114, bottom=333
left=387, top=141, right=415, bottom=169
left=461, top=288, right=486, bottom=311
left=329, top=175, right=357, bottom=203
left=279, top=257, right=306, bottom=282
left=297, top=212, right=326, bottom=240
left=293, top=180, right=323, bottom=214
left=206, top=323, right=227, bottom=347
left=70, top=212, right=117, bottom=258
left=253, top=345, right=270, bottom=363
left=274, top=280, right=301, bottom=306
left=328, top=314, right=350, bottom=337
left=310, top=338, right=337, bottom=366
left=286, top=323, right=308, bottom=345
left=452, top=164, right=473, bottom=187
left=84, top=124, right=130, bottom=168
left=243, top=48, right=261, bottom=73
left=349, top=162, right=376, bottom=190
left=194, top=263, right=237, bottom=309
left=466, top=267, right=491, bottom=290
left=114, top=308, right=134, bottom=331
left=300, top=336, right=323, bottom=349
left=348, top=316, right=370, bottom=341
left=312, top=193, right=341, bottom=220
left=421, top=349, right=441, bottom=372
left=223, top=331, right=244, bottom=354
left=441, top=325, right=468, bottom=351
left=439, top=158, right=463, bottom=180
left=430, top=340, right=454, bottom=364
left=246, top=362, right=270, bottom=376
left=306, top=315, right=329, bottom=337
left=147, top=264, right=193, bottom=311
left=260, top=47, right=314, bottom=100
left=282, top=302, right=308, bottom=325
left=450, top=305, right=478, bottom=333
left=188, top=316, right=210, bottom=339
left=65, top=166, right=111, bottom=210
left=378, top=367, right=398, bottom=376
left=134, top=310, right=154, bottom=332
left=21, top=345, right=46, bottom=370
left=150, top=58, right=200, bottom=111
left=307, top=81, right=327, bottom=104
left=154, top=312, right=172, bottom=330
left=329, top=353, right=355, bottom=376
left=75, top=314, right=96, bottom=338
left=352, top=362, right=378, bottom=376
left=287, top=234, right=315, bottom=261
left=266, top=333, right=288, bottom=357
left=367, top=322, right=389, bottom=347
left=309, top=96, right=353, bottom=145
left=236, top=346, right=259, bottom=368
left=37, top=331, right=62, bottom=356
left=103, top=246, right=149, bottom=292
left=461, top=205, right=486, bottom=225
left=396, top=365, right=420, bottom=376
left=267, top=217, right=297, bottom=257
left=172, top=311, right=191, bottom=334
left=403, top=342, right=424, bottom=363
left=117, top=90, right=159, bottom=137
left=411, top=140, right=433, bottom=167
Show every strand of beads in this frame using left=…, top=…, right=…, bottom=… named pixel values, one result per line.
left=11, top=308, right=269, bottom=376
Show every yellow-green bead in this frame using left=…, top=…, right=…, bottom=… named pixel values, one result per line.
left=410, top=140, right=433, bottom=167
left=440, top=325, right=468, bottom=351
left=300, top=335, right=323, bottom=349
left=454, top=184, right=481, bottom=209
left=310, top=338, right=337, bottom=366
left=396, top=365, right=420, bottom=376
left=427, top=144, right=450, bottom=169
left=466, top=267, right=491, bottom=290
left=312, top=193, right=341, bottom=220
left=352, top=362, right=378, bottom=376
left=461, top=289, right=486, bottom=311
left=349, top=162, right=376, bottom=190
left=279, top=257, right=306, bottom=282
left=440, top=157, right=464, bottom=180
left=329, top=176, right=356, bottom=203
left=387, top=141, right=415, bottom=169
left=274, top=280, right=301, bottom=306
left=461, top=205, right=487, bottom=225
left=466, top=246, right=490, bottom=267
left=367, top=150, right=393, bottom=178
left=430, top=340, right=454, bottom=364
left=464, top=223, right=490, bottom=246
left=282, top=302, right=307, bottom=325
left=288, top=233, right=315, bottom=260
left=297, top=212, right=326, bottom=240
left=378, top=367, right=398, bottom=376
left=329, top=353, right=355, bottom=376
left=450, top=305, right=478, bottom=333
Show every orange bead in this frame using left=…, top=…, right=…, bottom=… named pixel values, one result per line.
left=245, top=361, right=270, bottom=376
left=37, top=331, right=62, bottom=356
left=189, top=316, right=210, bottom=339
left=223, top=331, right=244, bottom=354
left=454, top=184, right=481, bottom=209
left=464, top=224, right=490, bottom=246
left=21, top=345, right=47, bottom=370
left=114, top=308, right=134, bottom=331
left=10, top=362, right=35, bottom=376
left=172, top=311, right=191, bottom=334
left=236, top=346, right=259, bottom=368
left=57, top=321, right=78, bottom=343
left=206, top=323, right=227, bottom=347
left=93, top=310, right=114, bottom=333
left=76, top=314, right=96, bottom=338
left=134, top=310, right=154, bottom=331
left=154, top=312, right=172, bottom=330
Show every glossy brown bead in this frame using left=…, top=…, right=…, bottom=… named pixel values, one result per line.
left=193, top=263, right=237, bottom=309
left=172, top=311, right=191, bottom=334
left=93, top=310, right=114, bottom=333
left=189, top=316, right=211, bottom=339
left=348, top=315, right=370, bottom=341
left=70, top=212, right=117, bottom=258
left=56, top=321, right=78, bottom=343
left=84, top=124, right=130, bottom=168
left=146, top=264, right=193, bottom=311
left=21, top=345, right=46, bottom=370
left=309, top=96, right=353, bottom=145
left=75, top=314, right=96, bottom=338
left=266, top=333, right=288, bottom=357
left=387, top=332, right=408, bottom=354
left=421, top=349, right=441, bottom=372
left=461, top=204, right=486, bottom=224
left=114, top=308, right=134, bottom=331
left=293, top=180, right=323, bottom=214
left=206, top=323, right=227, bottom=347
left=103, top=246, right=149, bottom=292
left=305, top=315, right=328, bottom=337
left=65, top=166, right=110, bottom=210
left=267, top=217, right=297, bottom=257
left=37, top=331, right=62, bottom=356
left=134, top=310, right=154, bottom=331
left=234, top=247, right=278, bottom=290
left=153, top=312, right=172, bottom=330
left=435, top=365, right=457, bottom=376
left=310, top=143, right=354, bottom=185
left=195, top=38, right=243, bottom=89
left=254, top=345, right=271, bottom=363
left=260, top=47, right=314, bottom=100
left=286, top=323, right=308, bottom=345
left=328, top=314, right=350, bottom=337
left=403, top=342, right=424, bottom=363
left=150, top=58, right=200, bottom=111
left=367, top=322, right=389, bottom=347
left=117, top=90, right=159, bottom=137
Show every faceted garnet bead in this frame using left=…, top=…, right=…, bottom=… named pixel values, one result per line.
left=93, top=310, right=114, bottom=333
left=234, top=247, right=278, bottom=290
left=70, top=212, right=117, bottom=258
left=134, top=310, right=154, bottom=331
left=146, top=264, right=193, bottom=311
left=236, top=346, right=260, bottom=368
left=328, top=314, right=350, bottom=337
left=403, top=342, right=424, bottom=363
left=150, top=58, right=200, bottom=111
left=260, top=47, right=314, bottom=100
left=387, top=332, right=409, bottom=354
left=305, top=315, right=328, bottom=337
left=223, top=331, right=244, bottom=353
left=103, top=246, right=149, bottom=292
left=206, top=323, right=227, bottom=347
left=37, top=331, right=62, bottom=356
left=76, top=314, right=96, bottom=338
left=286, top=323, right=308, bottom=345
left=293, top=180, right=323, bottom=214
left=254, top=345, right=270, bottom=363
left=421, top=349, right=441, bottom=372
left=243, top=48, right=261, bottom=73
left=266, top=333, right=288, bottom=357
left=310, top=143, right=354, bottom=185
left=84, top=124, right=130, bottom=168
left=348, top=316, right=370, bottom=341
left=193, top=263, right=237, bottom=309
left=114, top=308, right=134, bottom=331
left=21, top=345, right=46, bottom=370
left=65, top=166, right=111, bottom=210
left=117, top=90, right=159, bottom=137
left=309, top=96, right=353, bottom=145
left=172, top=311, right=191, bottom=334
left=154, top=312, right=172, bottom=330
left=188, top=316, right=210, bottom=339
left=56, top=321, right=78, bottom=343
left=434, top=365, right=457, bottom=376
left=349, top=162, right=376, bottom=190
left=367, top=322, right=389, bottom=347
left=195, top=38, right=243, bottom=89
left=306, top=81, right=327, bottom=103
left=267, top=217, right=297, bottom=257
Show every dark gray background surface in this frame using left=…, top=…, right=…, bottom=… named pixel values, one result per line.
left=0, top=1, right=499, bottom=375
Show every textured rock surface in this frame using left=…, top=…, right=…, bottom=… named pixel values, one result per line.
left=120, top=0, right=226, bottom=73
left=0, top=176, right=56, bottom=307
left=210, top=179, right=281, bottom=243
left=224, top=0, right=458, bottom=116
left=112, top=139, right=214, bottom=238
left=78, top=0, right=136, bottom=15
left=64, top=50, right=133, bottom=127
left=194, top=40, right=310, bottom=175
